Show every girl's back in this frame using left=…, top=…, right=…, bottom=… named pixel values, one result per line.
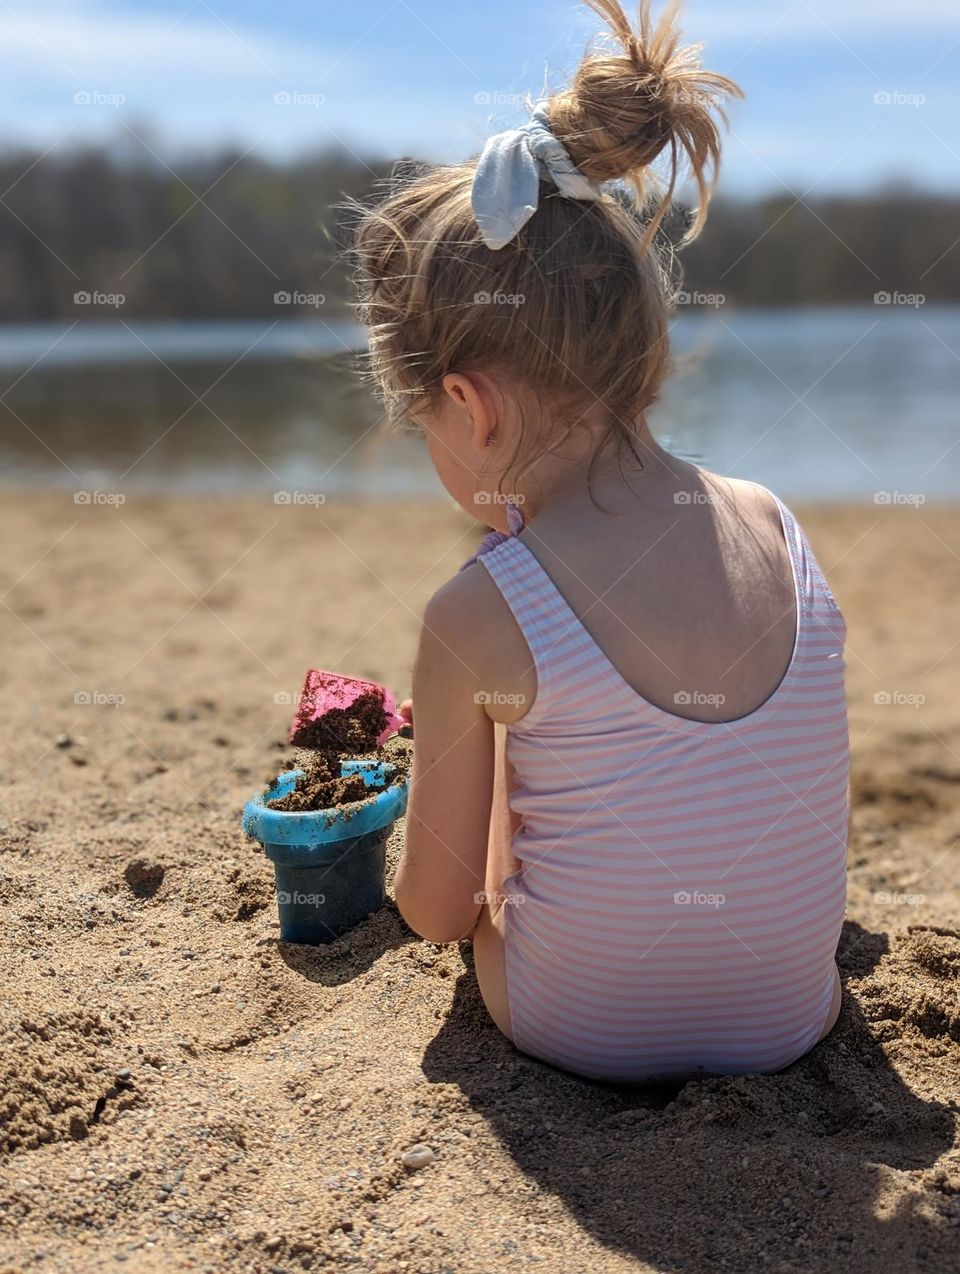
left=476, top=467, right=802, bottom=729
left=473, top=468, right=848, bottom=1080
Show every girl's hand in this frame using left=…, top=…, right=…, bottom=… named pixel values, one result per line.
left=398, top=699, right=414, bottom=737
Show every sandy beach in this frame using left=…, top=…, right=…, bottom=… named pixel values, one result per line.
left=0, top=489, right=957, bottom=1273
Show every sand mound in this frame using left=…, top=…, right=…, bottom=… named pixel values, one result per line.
left=0, top=1005, right=137, bottom=1153
left=670, top=926, right=960, bottom=1153
left=860, top=927, right=960, bottom=1049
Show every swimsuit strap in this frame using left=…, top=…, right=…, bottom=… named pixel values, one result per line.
left=459, top=500, right=526, bottom=572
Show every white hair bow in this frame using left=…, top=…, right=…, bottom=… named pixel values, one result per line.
left=471, top=103, right=603, bottom=250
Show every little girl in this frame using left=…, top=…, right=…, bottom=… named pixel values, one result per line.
left=353, top=0, right=848, bottom=1082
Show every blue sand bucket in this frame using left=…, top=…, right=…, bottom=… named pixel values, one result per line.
left=242, top=760, right=408, bottom=944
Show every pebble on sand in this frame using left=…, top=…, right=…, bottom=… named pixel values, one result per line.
left=400, top=1144, right=435, bottom=1171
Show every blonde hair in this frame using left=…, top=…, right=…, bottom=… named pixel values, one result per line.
left=352, top=0, right=741, bottom=481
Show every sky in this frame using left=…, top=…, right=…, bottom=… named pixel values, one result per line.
left=4, top=0, right=959, bottom=195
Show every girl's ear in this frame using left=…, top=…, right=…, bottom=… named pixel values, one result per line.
left=441, top=372, right=495, bottom=453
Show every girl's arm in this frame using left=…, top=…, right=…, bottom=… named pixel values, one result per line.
left=394, top=574, right=496, bottom=943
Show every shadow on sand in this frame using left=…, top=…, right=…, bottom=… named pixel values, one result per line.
left=274, top=902, right=416, bottom=987
left=422, top=920, right=957, bottom=1271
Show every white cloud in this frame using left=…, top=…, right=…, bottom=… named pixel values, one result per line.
left=0, top=6, right=332, bottom=84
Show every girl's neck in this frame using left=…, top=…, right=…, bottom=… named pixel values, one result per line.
left=514, top=423, right=686, bottom=522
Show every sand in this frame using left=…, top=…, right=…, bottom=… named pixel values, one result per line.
left=0, top=489, right=957, bottom=1273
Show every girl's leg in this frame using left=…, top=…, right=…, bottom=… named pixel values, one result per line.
left=817, top=962, right=843, bottom=1042
left=471, top=724, right=519, bottom=1042
left=472, top=908, right=512, bottom=1040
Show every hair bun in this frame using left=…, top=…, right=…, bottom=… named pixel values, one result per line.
left=547, top=0, right=742, bottom=243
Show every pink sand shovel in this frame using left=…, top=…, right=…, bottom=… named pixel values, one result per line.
left=289, top=668, right=405, bottom=748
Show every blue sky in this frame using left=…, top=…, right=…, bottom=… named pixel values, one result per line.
left=4, top=0, right=959, bottom=194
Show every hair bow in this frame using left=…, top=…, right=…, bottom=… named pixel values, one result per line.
left=471, top=103, right=603, bottom=250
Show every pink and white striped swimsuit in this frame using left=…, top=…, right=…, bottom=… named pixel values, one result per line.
left=478, top=493, right=848, bottom=1081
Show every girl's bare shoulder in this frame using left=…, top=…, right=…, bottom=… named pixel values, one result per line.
left=423, top=561, right=536, bottom=724
left=721, top=475, right=784, bottom=527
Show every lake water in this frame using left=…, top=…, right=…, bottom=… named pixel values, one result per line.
left=1, top=307, right=957, bottom=502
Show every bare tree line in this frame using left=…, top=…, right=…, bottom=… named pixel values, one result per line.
left=0, top=143, right=955, bottom=322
